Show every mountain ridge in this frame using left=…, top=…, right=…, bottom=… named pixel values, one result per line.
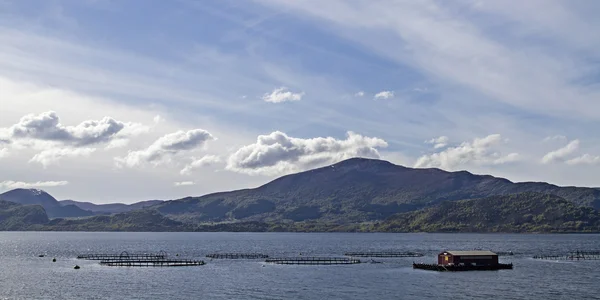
left=154, top=158, right=600, bottom=224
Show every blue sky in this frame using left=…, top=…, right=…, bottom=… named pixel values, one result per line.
left=1, top=0, right=600, bottom=203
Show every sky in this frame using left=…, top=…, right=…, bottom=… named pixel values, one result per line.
left=1, top=0, right=600, bottom=203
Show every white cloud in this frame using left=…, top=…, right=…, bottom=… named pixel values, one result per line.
left=543, top=135, right=567, bottom=142
left=262, top=87, right=304, bottom=103
left=227, top=131, right=388, bottom=175
left=174, top=181, right=195, bottom=186
left=0, top=180, right=69, bottom=190
left=566, top=154, right=600, bottom=165
left=541, top=140, right=579, bottom=164
left=354, top=91, right=365, bottom=97
left=116, top=129, right=215, bottom=167
left=0, top=147, right=8, bottom=159
left=29, top=148, right=96, bottom=168
left=180, top=155, right=221, bottom=175
left=426, top=136, right=449, bottom=149
left=374, top=90, right=394, bottom=100
left=8, top=111, right=124, bottom=146
left=153, top=115, right=164, bottom=124
left=3, top=111, right=148, bottom=148
left=414, top=134, right=519, bottom=170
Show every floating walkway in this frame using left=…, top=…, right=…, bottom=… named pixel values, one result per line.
left=266, top=257, right=361, bottom=265
left=77, top=251, right=167, bottom=261
left=344, top=251, right=424, bottom=258
left=533, top=250, right=600, bottom=261
left=413, top=263, right=513, bottom=272
left=206, top=253, right=269, bottom=259
left=100, top=259, right=205, bottom=267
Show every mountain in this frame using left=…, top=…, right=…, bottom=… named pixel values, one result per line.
left=59, top=200, right=163, bottom=214
left=0, top=189, right=93, bottom=218
left=0, top=201, right=49, bottom=230
left=2, top=158, right=600, bottom=232
left=155, top=158, right=600, bottom=224
left=375, top=192, right=600, bottom=233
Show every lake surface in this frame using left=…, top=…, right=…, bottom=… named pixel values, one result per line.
left=0, top=232, right=599, bottom=300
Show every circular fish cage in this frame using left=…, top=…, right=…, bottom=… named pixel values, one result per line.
left=265, top=257, right=361, bottom=265
left=206, top=253, right=269, bottom=259
left=344, top=251, right=424, bottom=258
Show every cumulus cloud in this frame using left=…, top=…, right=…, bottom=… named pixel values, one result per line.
left=174, top=181, right=195, bottom=186
left=414, top=134, right=519, bottom=170
left=116, top=129, right=215, bottom=167
left=566, top=154, right=600, bottom=165
left=227, top=131, right=388, bottom=175
left=8, top=111, right=123, bottom=146
left=354, top=91, right=365, bottom=97
left=180, top=155, right=221, bottom=175
left=4, top=111, right=148, bottom=148
left=29, top=148, right=96, bottom=168
left=262, top=87, right=304, bottom=103
left=0, top=180, right=69, bottom=190
left=541, top=140, right=579, bottom=164
left=374, top=90, right=394, bottom=100
left=426, top=136, right=449, bottom=149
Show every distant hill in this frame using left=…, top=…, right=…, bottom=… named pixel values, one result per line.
left=155, top=158, right=600, bottom=224
left=375, top=192, right=600, bottom=233
left=0, top=201, right=49, bottom=230
left=0, top=189, right=92, bottom=218
left=1, top=158, right=600, bottom=232
left=59, top=200, right=163, bottom=214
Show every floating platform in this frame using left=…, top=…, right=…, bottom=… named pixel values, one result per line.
left=100, top=259, right=205, bottom=267
left=77, top=251, right=167, bottom=261
left=413, top=263, right=513, bottom=272
left=266, top=257, right=361, bottom=265
left=344, top=251, right=424, bottom=258
left=206, top=253, right=269, bottom=259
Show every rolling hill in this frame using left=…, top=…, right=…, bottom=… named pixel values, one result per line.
left=59, top=200, right=163, bottom=214
left=0, top=189, right=93, bottom=218
left=375, top=192, right=600, bottom=233
left=0, top=201, right=49, bottom=230
left=155, top=158, right=600, bottom=223
left=2, top=158, right=600, bottom=232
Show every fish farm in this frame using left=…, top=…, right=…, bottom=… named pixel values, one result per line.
left=533, top=250, right=600, bottom=260
left=206, top=253, right=269, bottom=259
left=344, top=251, right=424, bottom=258
left=266, top=257, right=361, bottom=265
left=77, top=251, right=167, bottom=261
left=100, top=259, right=205, bottom=267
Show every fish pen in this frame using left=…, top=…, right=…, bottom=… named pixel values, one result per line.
left=206, top=253, right=269, bottom=259
left=533, top=250, right=600, bottom=260
left=77, top=251, right=167, bottom=261
left=100, top=259, right=205, bottom=267
left=344, top=251, right=424, bottom=258
left=265, top=257, right=361, bottom=265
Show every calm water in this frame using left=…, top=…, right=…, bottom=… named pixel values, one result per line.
left=0, top=232, right=599, bottom=300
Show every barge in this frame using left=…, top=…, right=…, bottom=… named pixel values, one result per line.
left=413, top=250, right=513, bottom=272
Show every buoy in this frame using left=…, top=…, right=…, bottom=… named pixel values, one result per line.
left=176, top=254, right=179, bottom=257
left=74, top=265, right=80, bottom=270
left=52, top=258, right=56, bottom=262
